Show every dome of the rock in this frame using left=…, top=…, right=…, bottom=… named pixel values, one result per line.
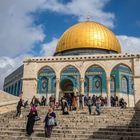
left=55, top=21, right=121, bottom=55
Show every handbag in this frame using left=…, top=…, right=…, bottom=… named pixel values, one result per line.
left=34, top=116, right=40, bottom=121
left=48, top=117, right=55, bottom=126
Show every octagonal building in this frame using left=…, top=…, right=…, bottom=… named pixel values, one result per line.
left=3, top=21, right=140, bottom=107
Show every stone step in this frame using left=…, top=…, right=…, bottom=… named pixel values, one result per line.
left=0, top=134, right=110, bottom=140
left=93, top=130, right=140, bottom=136
left=0, top=126, right=101, bottom=131
left=0, top=127, right=98, bottom=134
left=0, top=130, right=93, bottom=138
left=0, top=106, right=140, bottom=140
left=92, top=134, right=140, bottom=140
left=99, top=127, right=140, bottom=132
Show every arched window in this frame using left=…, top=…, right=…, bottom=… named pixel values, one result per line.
left=122, top=76, right=128, bottom=93
left=85, top=65, right=106, bottom=94
left=111, top=64, right=133, bottom=94
left=37, top=66, right=56, bottom=94
left=110, top=76, right=116, bottom=94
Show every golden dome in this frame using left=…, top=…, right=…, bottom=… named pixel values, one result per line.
left=55, top=21, right=121, bottom=54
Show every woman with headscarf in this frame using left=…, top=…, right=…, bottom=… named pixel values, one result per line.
left=44, top=108, right=56, bottom=138
left=26, top=105, right=38, bottom=136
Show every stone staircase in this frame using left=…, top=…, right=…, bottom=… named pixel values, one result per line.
left=0, top=106, right=140, bottom=140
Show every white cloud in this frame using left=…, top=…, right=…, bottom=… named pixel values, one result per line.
left=117, top=35, right=140, bottom=53
left=0, top=0, right=46, bottom=57
left=41, top=38, right=58, bottom=56
left=43, top=0, right=115, bottom=28
left=0, top=54, right=32, bottom=89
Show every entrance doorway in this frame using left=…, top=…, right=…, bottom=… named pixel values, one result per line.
left=60, top=79, right=74, bottom=94
left=60, top=78, right=74, bottom=102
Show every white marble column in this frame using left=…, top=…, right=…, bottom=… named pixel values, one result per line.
left=80, top=78, right=85, bottom=108
left=55, top=78, right=60, bottom=104
left=80, top=78, right=85, bottom=95
left=106, top=76, right=111, bottom=107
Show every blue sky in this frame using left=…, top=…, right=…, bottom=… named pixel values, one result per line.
left=0, top=0, right=140, bottom=88
left=33, top=0, right=140, bottom=42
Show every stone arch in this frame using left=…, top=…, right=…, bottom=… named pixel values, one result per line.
left=37, top=66, right=56, bottom=94
left=110, top=63, right=132, bottom=75
left=60, top=65, right=81, bottom=94
left=37, top=65, right=56, bottom=76
left=84, top=64, right=106, bottom=75
left=60, top=64, right=81, bottom=76
left=110, top=63, right=134, bottom=106
left=83, top=62, right=107, bottom=77
left=85, top=65, right=106, bottom=95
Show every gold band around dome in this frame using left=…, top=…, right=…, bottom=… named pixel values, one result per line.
left=55, top=21, right=121, bottom=53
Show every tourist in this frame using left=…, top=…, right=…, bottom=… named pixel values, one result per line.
left=96, top=97, right=101, bottom=115
left=23, top=100, right=28, bottom=108
left=79, top=94, right=84, bottom=109
left=49, top=95, right=55, bottom=110
left=92, top=95, right=96, bottom=106
left=26, top=105, right=38, bottom=136
left=100, top=96, right=105, bottom=106
left=44, top=107, right=56, bottom=138
left=16, top=98, right=23, bottom=117
left=84, top=95, right=88, bottom=106
left=114, top=95, right=119, bottom=107
left=86, top=96, right=93, bottom=115
left=72, top=95, right=77, bottom=110
left=41, top=96, right=46, bottom=106
left=67, top=94, right=72, bottom=111
left=111, top=96, right=114, bottom=107
left=119, top=98, right=127, bottom=108
left=104, top=97, right=107, bottom=106
left=30, top=96, right=40, bottom=106
left=61, top=97, right=69, bottom=115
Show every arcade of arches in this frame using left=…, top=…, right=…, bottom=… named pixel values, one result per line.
left=37, top=64, right=134, bottom=106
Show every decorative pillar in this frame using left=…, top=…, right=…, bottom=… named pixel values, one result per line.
left=80, top=78, right=85, bottom=108
left=106, top=76, right=111, bottom=107
left=55, top=78, right=60, bottom=104
left=80, top=78, right=85, bottom=95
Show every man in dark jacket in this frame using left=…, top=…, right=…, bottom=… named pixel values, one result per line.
left=16, top=98, right=23, bottom=117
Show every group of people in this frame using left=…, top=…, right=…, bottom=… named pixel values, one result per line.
left=59, top=94, right=101, bottom=115
left=16, top=94, right=127, bottom=138
left=16, top=98, right=28, bottom=117
left=16, top=96, right=56, bottom=138
left=111, top=95, right=127, bottom=108
left=26, top=104, right=56, bottom=138
left=59, top=94, right=127, bottom=115
left=30, top=96, right=47, bottom=106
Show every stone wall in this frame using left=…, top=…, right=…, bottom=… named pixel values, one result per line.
left=0, top=90, right=18, bottom=114
left=22, top=53, right=140, bottom=107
